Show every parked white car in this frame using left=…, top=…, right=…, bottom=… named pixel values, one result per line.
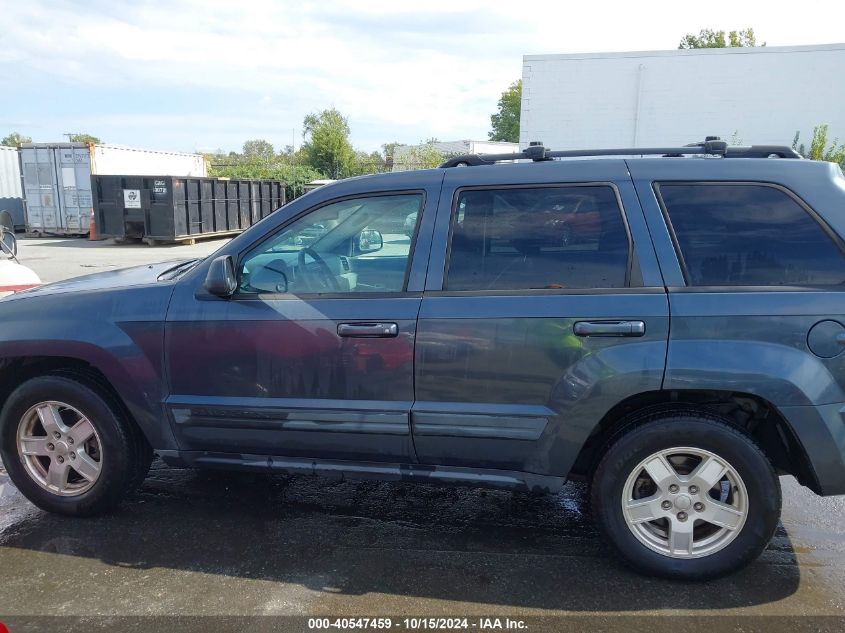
left=0, top=230, right=41, bottom=298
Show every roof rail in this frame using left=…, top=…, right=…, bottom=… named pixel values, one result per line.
left=438, top=137, right=802, bottom=167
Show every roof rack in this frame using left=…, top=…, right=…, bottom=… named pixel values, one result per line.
left=439, top=137, right=802, bottom=167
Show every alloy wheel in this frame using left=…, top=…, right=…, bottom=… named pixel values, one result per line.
left=621, top=447, right=748, bottom=559
left=16, top=401, right=103, bottom=496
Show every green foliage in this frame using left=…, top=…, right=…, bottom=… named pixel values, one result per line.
left=241, top=139, right=275, bottom=160
left=678, top=28, right=762, bottom=49
left=1, top=132, right=31, bottom=146
left=792, top=125, right=845, bottom=164
left=208, top=107, right=408, bottom=197
left=301, top=108, right=356, bottom=179
left=350, top=150, right=387, bottom=176
left=489, top=80, right=522, bottom=143
left=401, top=139, right=445, bottom=170
left=67, top=133, right=101, bottom=144
left=207, top=151, right=323, bottom=200
left=381, top=141, right=400, bottom=169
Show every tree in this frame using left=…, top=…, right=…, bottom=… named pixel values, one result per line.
left=489, top=80, right=521, bottom=143
left=792, top=125, right=845, bottom=164
left=349, top=150, right=386, bottom=176
left=400, top=139, right=445, bottom=170
left=2, top=132, right=31, bottom=146
left=679, top=28, right=762, bottom=49
left=67, top=133, right=101, bottom=144
left=301, top=108, right=356, bottom=179
left=242, top=139, right=275, bottom=160
left=206, top=147, right=323, bottom=199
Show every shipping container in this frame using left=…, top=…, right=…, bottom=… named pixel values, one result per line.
left=19, top=143, right=207, bottom=235
left=520, top=43, right=845, bottom=150
left=0, top=146, right=24, bottom=230
left=93, top=175, right=284, bottom=244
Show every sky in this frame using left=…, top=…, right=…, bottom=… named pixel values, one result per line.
left=2, top=0, right=844, bottom=155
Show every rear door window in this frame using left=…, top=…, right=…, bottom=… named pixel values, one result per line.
left=445, top=185, right=630, bottom=290
left=657, top=183, right=845, bottom=287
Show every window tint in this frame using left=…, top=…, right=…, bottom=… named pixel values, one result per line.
left=659, top=184, right=845, bottom=287
left=446, top=186, right=629, bottom=290
left=239, top=193, right=422, bottom=294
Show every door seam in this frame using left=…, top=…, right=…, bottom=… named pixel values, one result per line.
left=409, top=171, right=446, bottom=464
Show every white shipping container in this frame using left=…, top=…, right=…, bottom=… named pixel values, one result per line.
left=20, top=143, right=207, bottom=235
left=520, top=43, right=845, bottom=151
left=0, top=146, right=24, bottom=230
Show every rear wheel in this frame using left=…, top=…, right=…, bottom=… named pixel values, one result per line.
left=0, top=375, right=146, bottom=516
left=591, top=411, right=781, bottom=579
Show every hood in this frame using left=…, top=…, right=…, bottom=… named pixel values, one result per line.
left=2, top=260, right=190, bottom=301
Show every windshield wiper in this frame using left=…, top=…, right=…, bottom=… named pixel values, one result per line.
left=158, top=259, right=201, bottom=281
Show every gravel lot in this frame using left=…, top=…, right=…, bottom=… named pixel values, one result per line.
left=2, top=236, right=845, bottom=631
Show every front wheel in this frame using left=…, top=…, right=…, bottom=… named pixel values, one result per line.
left=0, top=375, right=148, bottom=516
left=591, top=411, right=781, bottom=580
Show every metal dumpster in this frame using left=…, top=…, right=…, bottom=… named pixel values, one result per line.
left=20, top=143, right=207, bottom=236
left=93, top=176, right=285, bottom=243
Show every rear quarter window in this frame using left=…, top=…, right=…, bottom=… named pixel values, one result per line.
left=657, top=183, right=845, bottom=287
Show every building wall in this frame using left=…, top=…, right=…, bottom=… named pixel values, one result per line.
left=520, top=44, right=845, bottom=150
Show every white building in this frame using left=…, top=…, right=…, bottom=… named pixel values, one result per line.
left=520, top=43, right=845, bottom=151
left=392, top=140, right=518, bottom=170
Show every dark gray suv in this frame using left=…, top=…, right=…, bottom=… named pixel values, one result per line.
left=2, top=139, right=844, bottom=580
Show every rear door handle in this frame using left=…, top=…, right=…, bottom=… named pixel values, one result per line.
left=337, top=322, right=399, bottom=338
left=573, top=321, right=646, bottom=337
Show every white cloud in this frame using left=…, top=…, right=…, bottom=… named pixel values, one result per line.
left=2, top=0, right=844, bottom=151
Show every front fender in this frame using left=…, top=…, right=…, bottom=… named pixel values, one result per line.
left=0, top=285, right=175, bottom=449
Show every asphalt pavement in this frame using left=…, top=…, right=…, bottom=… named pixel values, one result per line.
left=15, top=236, right=229, bottom=284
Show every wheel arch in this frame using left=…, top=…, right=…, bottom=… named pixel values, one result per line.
left=569, top=389, right=821, bottom=494
left=0, top=353, right=167, bottom=450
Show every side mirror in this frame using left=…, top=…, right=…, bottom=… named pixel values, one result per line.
left=204, top=255, right=237, bottom=297
left=357, top=229, right=383, bottom=254
left=0, top=230, right=17, bottom=258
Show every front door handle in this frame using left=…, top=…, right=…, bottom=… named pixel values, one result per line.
left=337, top=322, right=399, bottom=338
left=573, top=321, right=646, bottom=337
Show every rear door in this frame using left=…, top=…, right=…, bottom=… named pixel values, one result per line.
left=20, top=146, right=62, bottom=233
left=412, top=160, right=669, bottom=476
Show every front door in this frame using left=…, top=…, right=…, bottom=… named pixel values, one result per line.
left=413, top=160, right=670, bottom=476
left=165, top=189, right=435, bottom=463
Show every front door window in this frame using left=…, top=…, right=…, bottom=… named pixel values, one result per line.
left=240, top=193, right=423, bottom=295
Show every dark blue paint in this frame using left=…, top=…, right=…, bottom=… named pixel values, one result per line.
left=1, top=160, right=845, bottom=495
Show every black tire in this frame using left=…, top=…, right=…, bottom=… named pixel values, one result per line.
left=591, top=410, right=781, bottom=580
left=0, top=374, right=143, bottom=516
left=53, top=369, right=154, bottom=495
